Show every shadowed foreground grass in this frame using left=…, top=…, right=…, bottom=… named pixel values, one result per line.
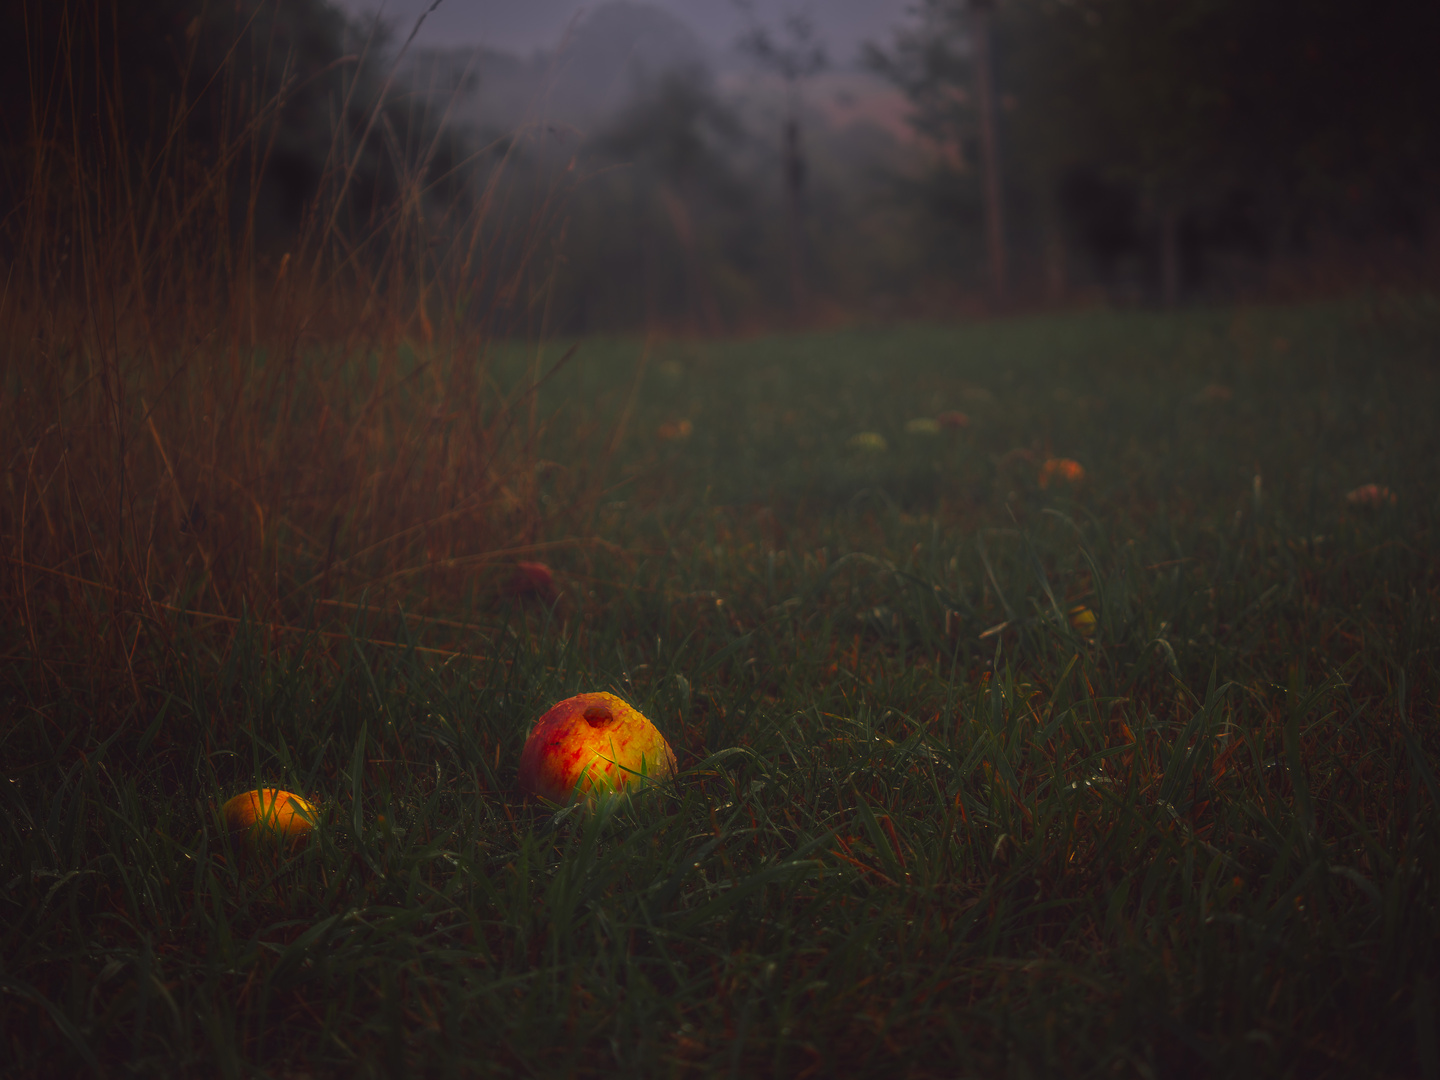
left=4, top=299, right=1439, bottom=1077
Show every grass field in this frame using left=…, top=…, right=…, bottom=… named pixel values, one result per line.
left=3, top=297, right=1439, bottom=1077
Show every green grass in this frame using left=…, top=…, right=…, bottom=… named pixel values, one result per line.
left=4, top=297, right=1439, bottom=1077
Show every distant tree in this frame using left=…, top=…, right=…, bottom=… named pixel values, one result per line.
left=868, top=0, right=1010, bottom=303
left=589, top=69, right=747, bottom=332
left=1005, top=0, right=1440, bottom=300
left=734, top=3, right=827, bottom=315
left=874, top=0, right=1440, bottom=303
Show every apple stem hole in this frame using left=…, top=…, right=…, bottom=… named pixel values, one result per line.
left=583, top=705, right=614, bottom=728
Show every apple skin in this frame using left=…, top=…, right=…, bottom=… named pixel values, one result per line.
left=517, top=692, right=677, bottom=804
left=505, top=561, right=558, bottom=602
left=1068, top=604, right=1098, bottom=637
left=221, top=789, right=317, bottom=848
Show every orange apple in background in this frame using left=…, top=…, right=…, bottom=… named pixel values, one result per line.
left=1038, top=457, right=1086, bottom=489
left=517, top=692, right=677, bottom=804
left=1345, top=483, right=1397, bottom=508
left=505, top=561, right=558, bottom=602
left=221, top=789, right=317, bottom=848
left=935, top=410, right=970, bottom=430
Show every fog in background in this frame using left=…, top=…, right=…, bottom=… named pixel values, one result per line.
left=329, top=0, right=905, bottom=68
left=358, top=0, right=1440, bottom=332
left=6, top=0, right=1433, bottom=337
left=375, top=2, right=927, bottom=332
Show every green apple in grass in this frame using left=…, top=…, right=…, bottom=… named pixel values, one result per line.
left=517, top=692, right=677, bottom=804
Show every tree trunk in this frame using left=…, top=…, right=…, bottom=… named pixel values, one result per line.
left=1044, top=211, right=1066, bottom=302
left=783, top=114, right=807, bottom=317
left=971, top=0, right=1006, bottom=304
left=659, top=184, right=720, bottom=335
left=1159, top=204, right=1180, bottom=307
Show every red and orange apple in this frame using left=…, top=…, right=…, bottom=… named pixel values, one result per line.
left=518, top=692, right=677, bottom=804
left=221, top=788, right=317, bottom=849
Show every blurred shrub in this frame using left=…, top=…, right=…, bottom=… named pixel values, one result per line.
left=0, top=0, right=475, bottom=254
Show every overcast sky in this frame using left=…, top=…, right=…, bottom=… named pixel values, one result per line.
left=331, top=0, right=913, bottom=67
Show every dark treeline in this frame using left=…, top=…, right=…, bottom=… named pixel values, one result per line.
left=911, top=0, right=1440, bottom=304
left=4, top=0, right=1436, bottom=333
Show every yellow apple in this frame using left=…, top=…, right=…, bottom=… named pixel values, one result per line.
left=517, top=692, right=677, bottom=804
left=221, top=788, right=317, bottom=848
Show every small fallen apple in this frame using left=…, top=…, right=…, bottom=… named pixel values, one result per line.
left=221, top=789, right=317, bottom=849
left=505, top=561, right=559, bottom=602
left=1193, top=383, right=1234, bottom=405
left=846, top=431, right=888, bottom=452
left=935, top=410, right=970, bottom=430
left=517, top=692, right=677, bottom=804
left=1345, top=483, right=1397, bottom=508
left=1068, top=604, right=1097, bottom=637
left=1038, top=457, right=1085, bottom=489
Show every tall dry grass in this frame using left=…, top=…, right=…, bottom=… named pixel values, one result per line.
left=0, top=2, right=593, bottom=718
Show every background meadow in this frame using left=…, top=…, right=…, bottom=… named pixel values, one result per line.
left=3, top=0, right=1439, bottom=1076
